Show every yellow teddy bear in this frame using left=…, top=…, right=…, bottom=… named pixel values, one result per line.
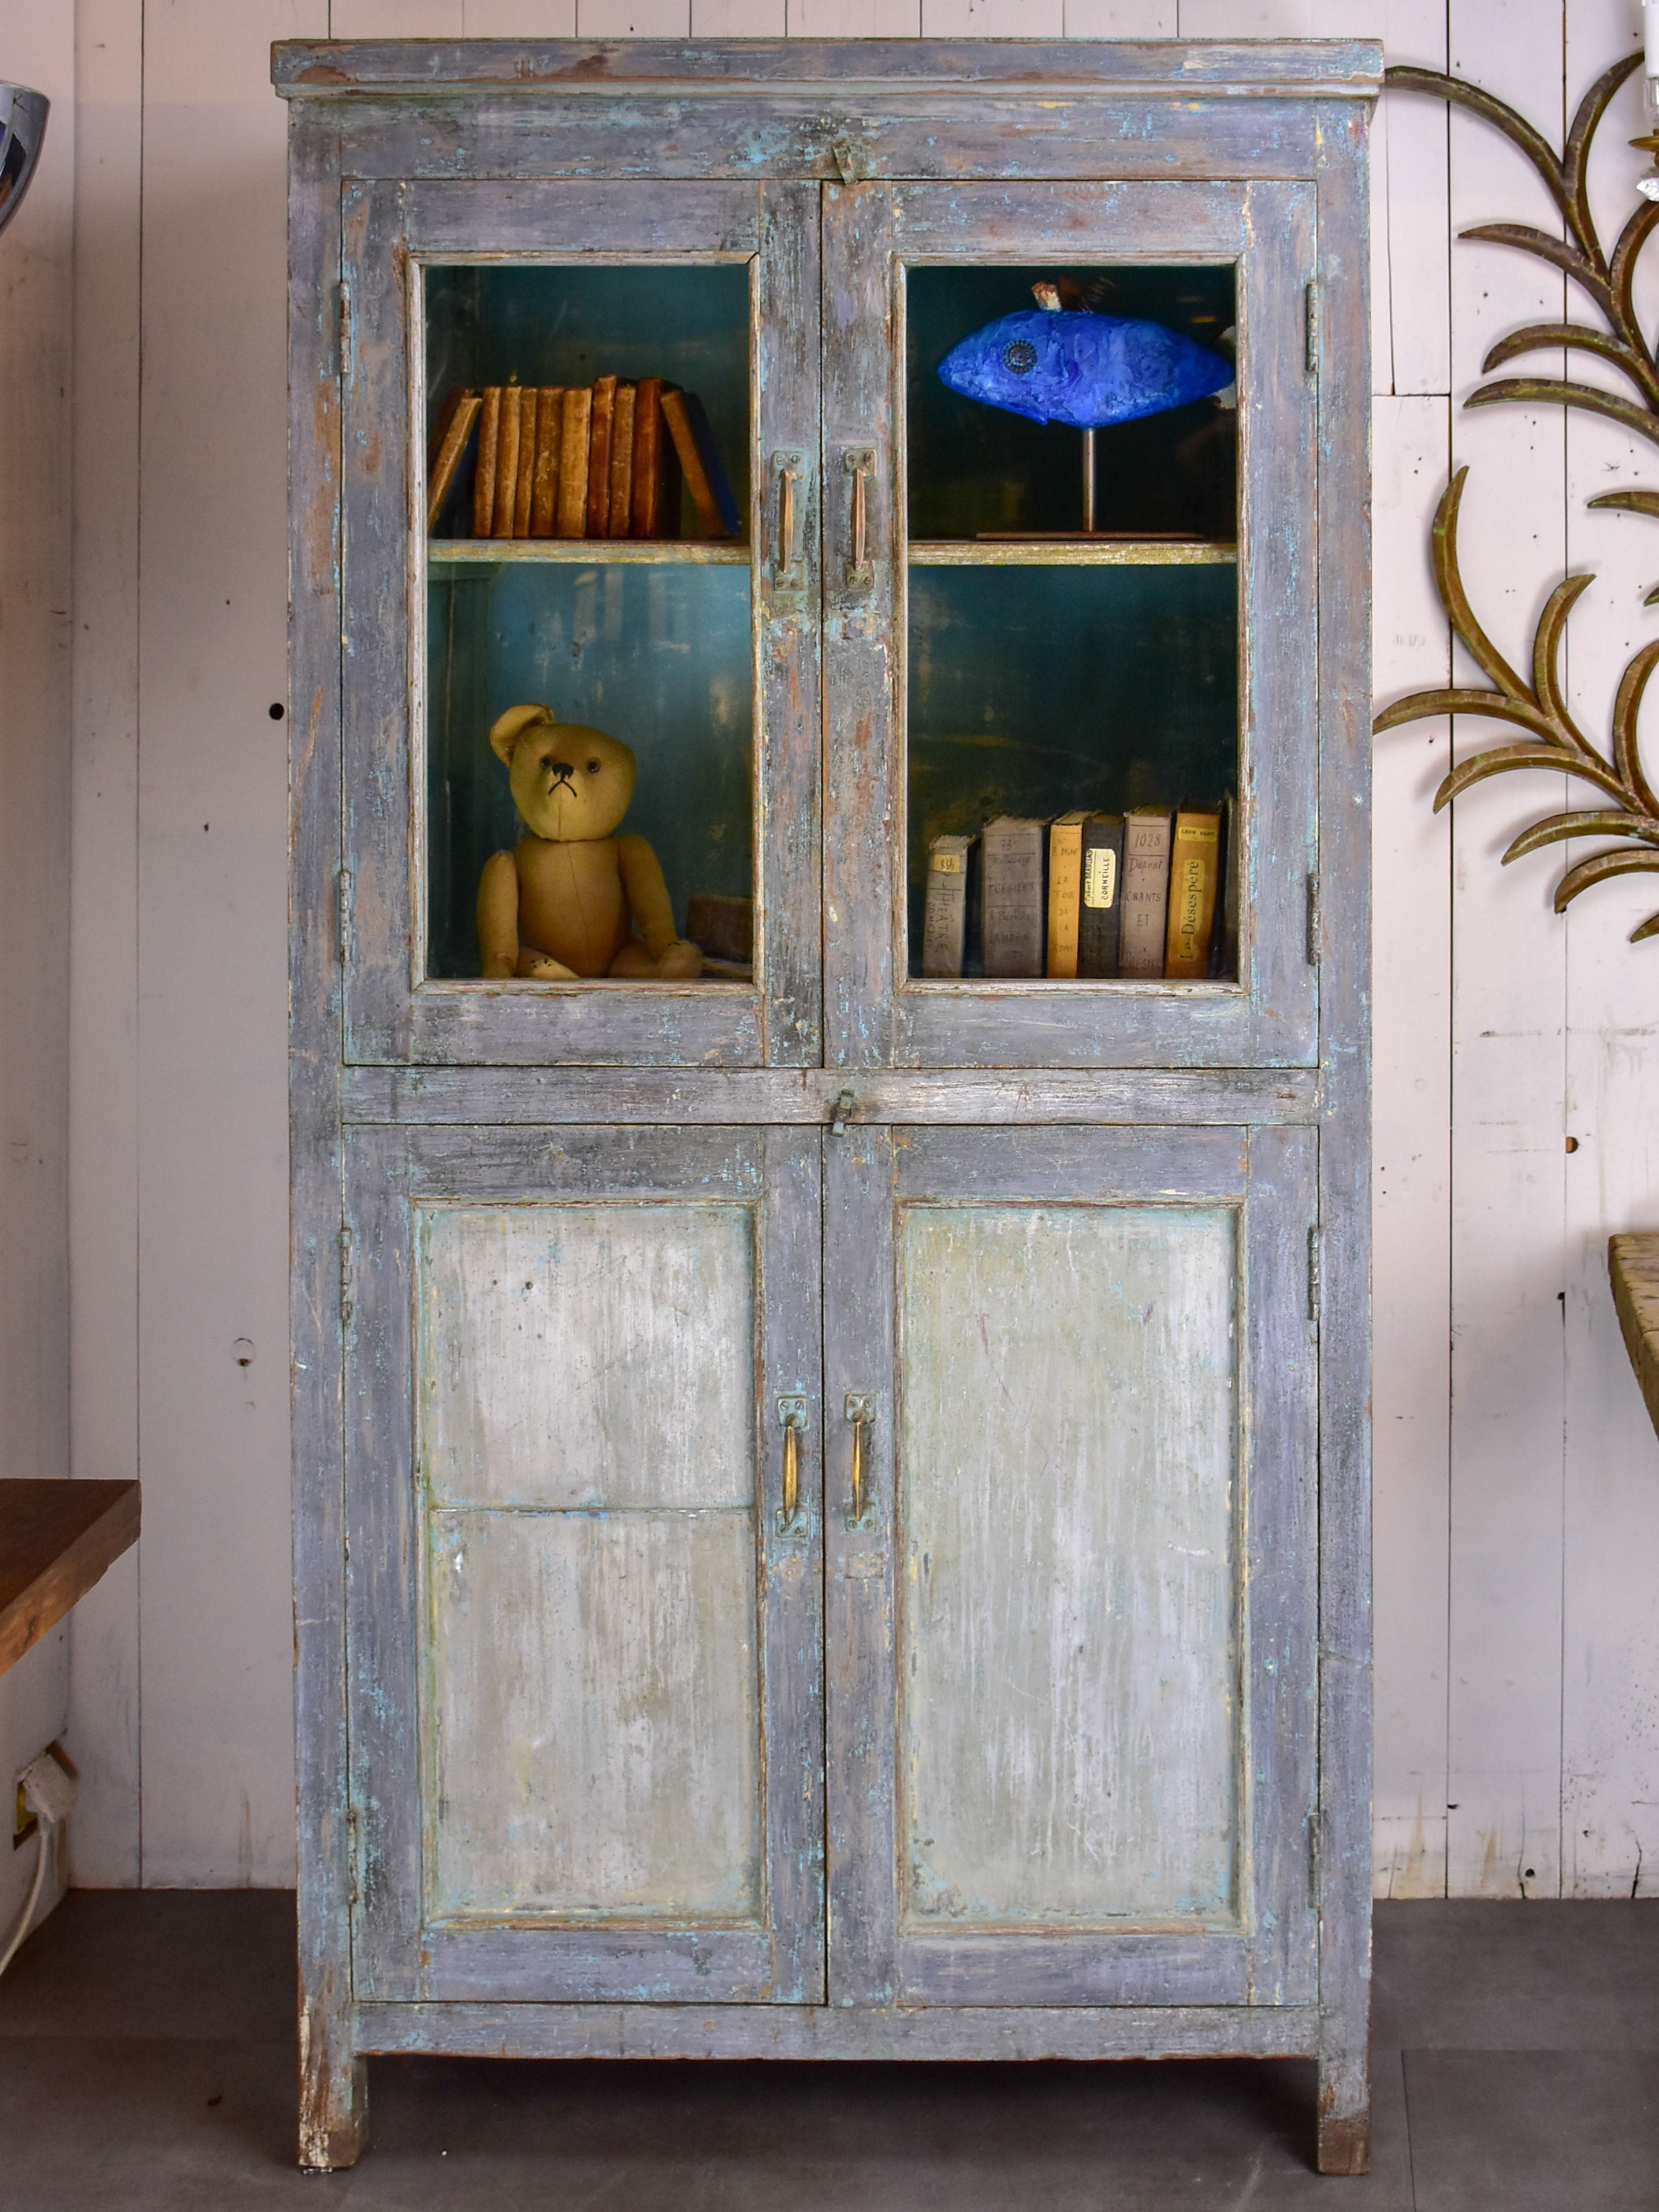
left=476, top=703, right=703, bottom=982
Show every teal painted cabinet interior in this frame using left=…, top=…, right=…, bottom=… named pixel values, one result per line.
left=279, top=36, right=1375, bottom=2181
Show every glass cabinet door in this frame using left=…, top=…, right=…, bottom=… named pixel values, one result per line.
left=340, top=179, right=820, bottom=1066
left=822, top=181, right=1319, bottom=1069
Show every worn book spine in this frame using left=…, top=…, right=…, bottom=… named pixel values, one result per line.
left=630, top=377, right=663, bottom=537
left=529, top=388, right=563, bottom=538
left=921, top=834, right=973, bottom=977
left=660, top=386, right=740, bottom=538
left=1046, top=811, right=1087, bottom=979
left=981, top=817, right=1046, bottom=978
left=1165, top=808, right=1221, bottom=978
left=1076, top=813, right=1126, bottom=979
left=511, top=388, right=537, bottom=537
left=426, top=388, right=481, bottom=533
left=492, top=382, right=523, bottom=540
left=1119, top=808, right=1173, bottom=977
left=608, top=383, right=637, bottom=540
left=556, top=385, right=592, bottom=538
left=587, top=375, right=617, bottom=538
left=472, top=386, right=501, bottom=537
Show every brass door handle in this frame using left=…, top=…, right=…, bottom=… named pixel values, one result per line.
left=769, top=448, right=810, bottom=611
left=843, top=447, right=875, bottom=593
left=777, top=1395, right=808, bottom=1533
left=845, top=1393, right=875, bottom=1527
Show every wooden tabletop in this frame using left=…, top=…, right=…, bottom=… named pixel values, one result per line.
left=1610, top=1236, right=1659, bottom=1445
left=0, top=1480, right=142, bottom=1679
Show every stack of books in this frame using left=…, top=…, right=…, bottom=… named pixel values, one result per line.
left=921, top=802, right=1235, bottom=982
left=426, top=378, right=741, bottom=542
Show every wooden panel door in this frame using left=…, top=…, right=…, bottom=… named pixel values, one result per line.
left=824, top=1124, right=1318, bottom=2007
left=344, top=1125, right=824, bottom=2004
left=340, top=177, right=820, bottom=1068
left=821, top=180, right=1319, bottom=1069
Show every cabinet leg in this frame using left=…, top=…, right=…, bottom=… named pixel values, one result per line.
left=1316, top=2044, right=1371, bottom=2175
left=299, top=2002, right=367, bottom=2170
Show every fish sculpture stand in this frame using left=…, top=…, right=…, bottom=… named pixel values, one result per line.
left=937, top=291, right=1234, bottom=534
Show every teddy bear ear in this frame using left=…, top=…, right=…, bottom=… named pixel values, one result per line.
left=489, top=702, right=554, bottom=766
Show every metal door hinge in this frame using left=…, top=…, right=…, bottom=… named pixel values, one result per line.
left=1304, top=279, right=1319, bottom=376
left=337, top=868, right=354, bottom=966
left=345, top=1805, right=361, bottom=1906
left=1307, top=1225, right=1322, bottom=1327
left=341, top=1225, right=356, bottom=1326
left=338, top=282, right=352, bottom=380
left=830, top=1088, right=857, bottom=1136
left=1305, top=869, right=1320, bottom=965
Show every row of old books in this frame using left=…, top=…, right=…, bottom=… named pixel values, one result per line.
left=921, top=804, right=1232, bottom=980
left=426, top=377, right=741, bottom=542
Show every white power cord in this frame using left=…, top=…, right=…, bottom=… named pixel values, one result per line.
left=0, top=1752, right=77, bottom=1979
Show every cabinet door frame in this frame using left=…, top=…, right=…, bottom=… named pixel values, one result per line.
left=344, top=1122, right=825, bottom=2006
left=821, top=179, right=1320, bottom=1070
left=340, top=176, right=821, bottom=1068
left=824, top=1122, right=1318, bottom=2008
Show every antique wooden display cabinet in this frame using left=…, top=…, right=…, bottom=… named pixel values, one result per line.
left=276, top=36, right=1377, bottom=2174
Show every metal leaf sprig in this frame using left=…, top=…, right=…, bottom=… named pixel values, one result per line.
left=1388, top=51, right=1659, bottom=485
left=1374, top=466, right=1659, bottom=940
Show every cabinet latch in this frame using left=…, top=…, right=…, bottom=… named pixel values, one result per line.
left=338, top=281, right=352, bottom=380
left=1305, top=869, right=1320, bottom=966
left=1307, top=1225, right=1321, bottom=1328
left=1304, top=278, right=1319, bottom=377
left=341, top=1225, right=356, bottom=1326
left=830, top=1088, right=857, bottom=1136
left=337, top=868, right=354, bottom=968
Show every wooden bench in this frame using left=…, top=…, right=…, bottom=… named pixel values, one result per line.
left=0, top=1481, right=141, bottom=1680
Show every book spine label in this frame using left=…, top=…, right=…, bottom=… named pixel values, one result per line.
left=1165, top=814, right=1221, bottom=978
left=492, top=384, right=523, bottom=540
left=1046, top=818, right=1084, bottom=979
left=529, top=388, right=562, bottom=538
left=556, top=386, right=592, bottom=538
left=982, top=830, right=1044, bottom=977
left=921, top=845, right=969, bottom=977
left=1119, top=816, right=1172, bottom=977
left=608, top=383, right=637, bottom=540
left=472, top=386, right=501, bottom=537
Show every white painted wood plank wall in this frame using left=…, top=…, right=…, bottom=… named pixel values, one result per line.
left=11, top=0, right=1653, bottom=1895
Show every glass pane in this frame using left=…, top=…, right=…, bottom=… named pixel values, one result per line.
left=422, top=265, right=754, bottom=986
left=906, top=264, right=1239, bottom=985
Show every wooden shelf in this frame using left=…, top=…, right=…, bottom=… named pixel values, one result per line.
left=909, top=538, right=1237, bottom=567
left=1610, top=1234, right=1659, bottom=1443
left=0, top=1480, right=142, bottom=1679
left=429, top=538, right=749, bottom=567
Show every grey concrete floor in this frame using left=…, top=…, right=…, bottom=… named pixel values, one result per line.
left=0, top=1892, right=1655, bottom=2207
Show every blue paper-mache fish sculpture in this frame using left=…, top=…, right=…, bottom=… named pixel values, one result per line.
left=938, top=308, right=1233, bottom=429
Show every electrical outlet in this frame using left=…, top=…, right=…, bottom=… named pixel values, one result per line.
left=12, top=1742, right=75, bottom=1850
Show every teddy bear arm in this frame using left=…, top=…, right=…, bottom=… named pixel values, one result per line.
left=477, top=849, right=523, bottom=979
left=616, top=833, right=682, bottom=958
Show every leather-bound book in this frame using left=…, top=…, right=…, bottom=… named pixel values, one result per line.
left=529, top=388, right=563, bottom=538
left=980, top=816, right=1046, bottom=978
left=630, top=377, right=665, bottom=537
left=472, top=386, right=501, bottom=537
left=1164, top=808, right=1221, bottom=979
left=426, top=388, right=480, bottom=532
left=660, top=387, right=740, bottom=538
left=921, top=834, right=973, bottom=977
left=1045, top=811, right=1087, bottom=978
left=608, top=383, right=637, bottom=538
left=1119, top=807, right=1173, bottom=977
left=511, top=388, right=537, bottom=537
left=1076, top=813, right=1126, bottom=979
left=492, top=381, right=523, bottom=539
left=556, top=385, right=592, bottom=538
left=586, top=375, right=617, bottom=538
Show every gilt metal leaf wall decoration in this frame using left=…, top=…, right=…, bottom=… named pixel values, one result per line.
left=1379, top=53, right=1659, bottom=940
